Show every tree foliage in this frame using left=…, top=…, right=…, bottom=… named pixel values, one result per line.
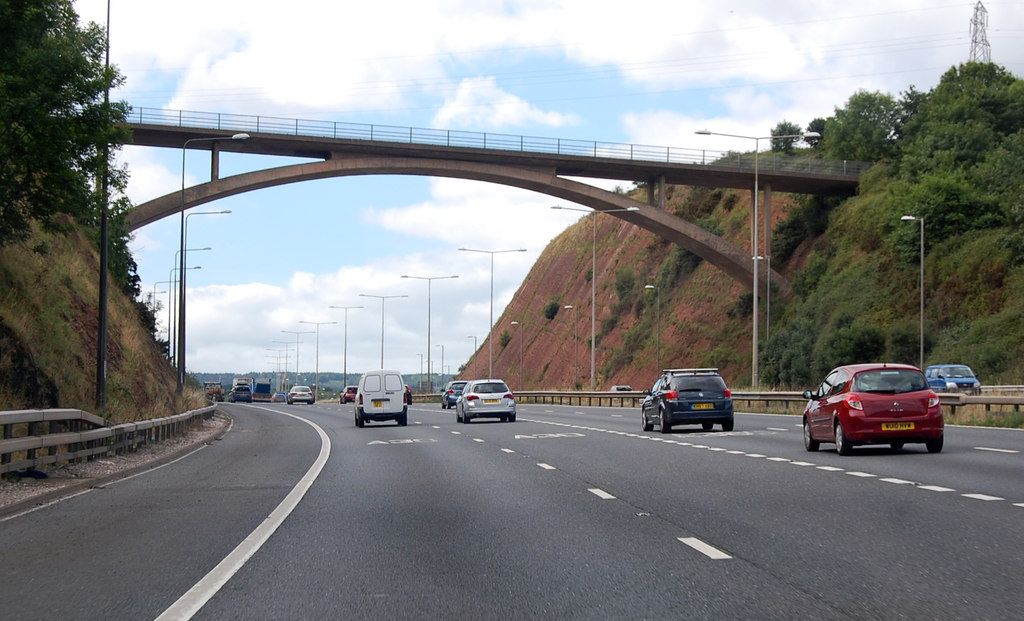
left=0, top=0, right=130, bottom=244
left=770, top=120, right=803, bottom=154
left=821, top=90, right=902, bottom=161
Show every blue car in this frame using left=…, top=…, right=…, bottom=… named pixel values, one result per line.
left=440, top=380, right=467, bottom=409
left=925, top=364, right=981, bottom=395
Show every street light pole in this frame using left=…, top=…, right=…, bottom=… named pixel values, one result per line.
left=563, top=305, right=577, bottom=388
left=299, top=320, right=337, bottom=398
left=359, top=293, right=408, bottom=368
left=901, top=215, right=925, bottom=367
left=695, top=129, right=818, bottom=387
left=168, top=263, right=202, bottom=367
left=281, top=329, right=314, bottom=386
left=458, top=247, right=527, bottom=377
left=402, top=274, right=458, bottom=393
left=435, top=344, right=445, bottom=387
left=644, top=285, right=661, bottom=372
left=551, top=205, right=639, bottom=390
left=329, top=305, right=363, bottom=386
left=178, top=132, right=246, bottom=393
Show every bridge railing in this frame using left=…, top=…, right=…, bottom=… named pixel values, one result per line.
left=127, top=107, right=872, bottom=177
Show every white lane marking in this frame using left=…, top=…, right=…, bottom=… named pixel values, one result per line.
left=155, top=407, right=330, bottom=621
left=817, top=466, right=844, bottom=472
left=880, top=478, right=916, bottom=485
left=745, top=453, right=766, bottom=458
left=963, top=493, right=1004, bottom=501
left=589, top=488, right=616, bottom=500
left=501, top=448, right=516, bottom=454
left=1014, top=503, right=1024, bottom=508
left=919, top=485, right=956, bottom=492
left=767, top=427, right=789, bottom=432
left=678, top=537, right=732, bottom=560
left=473, top=438, right=485, bottom=443
left=766, top=457, right=790, bottom=463
left=846, top=472, right=876, bottom=478
left=537, top=463, right=556, bottom=470
left=974, top=446, right=1019, bottom=454
left=451, top=431, right=462, bottom=435
left=790, top=461, right=816, bottom=466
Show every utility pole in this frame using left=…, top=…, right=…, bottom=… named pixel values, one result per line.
left=970, top=2, right=991, bottom=63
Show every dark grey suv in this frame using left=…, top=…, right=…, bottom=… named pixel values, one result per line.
left=641, top=368, right=734, bottom=433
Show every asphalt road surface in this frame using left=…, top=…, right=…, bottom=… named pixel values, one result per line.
left=2, top=401, right=1022, bottom=620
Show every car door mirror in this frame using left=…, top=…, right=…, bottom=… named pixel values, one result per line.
left=643, top=389, right=652, bottom=396
left=802, top=390, right=815, bottom=400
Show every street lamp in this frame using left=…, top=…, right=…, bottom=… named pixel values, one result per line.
left=178, top=132, right=246, bottom=393
left=564, top=305, right=578, bottom=388
left=551, top=205, right=639, bottom=390
left=329, top=305, right=363, bottom=386
left=644, top=285, right=661, bottom=372
left=271, top=341, right=294, bottom=389
left=359, top=293, right=408, bottom=368
left=458, top=247, right=527, bottom=377
left=281, top=329, right=314, bottom=386
left=402, top=274, right=458, bottom=393
left=510, top=321, right=524, bottom=389
left=168, top=263, right=201, bottom=366
left=695, top=129, right=819, bottom=387
left=299, top=320, right=337, bottom=398
left=467, top=335, right=478, bottom=352
left=901, top=215, right=925, bottom=367
left=435, top=344, right=445, bottom=387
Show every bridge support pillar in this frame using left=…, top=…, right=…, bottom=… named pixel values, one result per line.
left=648, top=175, right=666, bottom=210
left=211, top=143, right=221, bottom=180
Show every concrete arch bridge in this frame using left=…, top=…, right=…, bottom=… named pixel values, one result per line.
left=124, top=109, right=868, bottom=297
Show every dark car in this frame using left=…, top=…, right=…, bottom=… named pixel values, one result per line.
left=925, top=364, right=981, bottom=395
left=226, top=386, right=252, bottom=403
left=641, top=368, right=734, bottom=433
left=440, top=380, right=468, bottom=409
left=341, top=385, right=358, bottom=403
left=802, top=363, right=944, bottom=455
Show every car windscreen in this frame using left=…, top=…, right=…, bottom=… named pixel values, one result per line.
left=473, top=382, right=509, bottom=394
left=852, top=369, right=928, bottom=394
left=667, top=375, right=726, bottom=392
left=938, top=366, right=974, bottom=378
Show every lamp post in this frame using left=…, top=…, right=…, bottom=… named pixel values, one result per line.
left=402, top=274, right=458, bottom=392
left=551, top=205, right=639, bottom=390
left=458, top=247, right=527, bottom=377
left=510, top=321, right=524, bottom=389
left=299, top=320, right=337, bottom=398
left=435, top=344, right=445, bottom=387
left=563, top=305, right=578, bottom=387
left=695, top=129, right=819, bottom=387
left=468, top=335, right=477, bottom=351
left=281, top=329, right=314, bottom=386
left=179, top=133, right=246, bottom=392
left=329, top=305, right=363, bottom=387
left=272, top=341, right=294, bottom=389
left=901, top=215, right=925, bottom=368
left=644, top=285, right=661, bottom=372
left=168, top=263, right=202, bottom=366
left=359, top=293, right=408, bottom=368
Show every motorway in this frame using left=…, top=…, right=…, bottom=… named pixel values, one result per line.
left=2, top=401, right=1022, bottom=620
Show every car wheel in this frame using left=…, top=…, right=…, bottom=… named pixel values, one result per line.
left=397, top=414, right=408, bottom=426
left=509, top=414, right=516, bottom=422
left=889, top=441, right=905, bottom=450
left=721, top=419, right=734, bottom=432
left=455, top=407, right=462, bottom=423
left=641, top=410, right=654, bottom=432
left=659, top=408, right=672, bottom=434
left=803, top=419, right=820, bottom=452
left=925, top=435, right=943, bottom=453
left=355, top=408, right=365, bottom=428
left=701, top=422, right=713, bottom=431
left=835, top=421, right=853, bottom=456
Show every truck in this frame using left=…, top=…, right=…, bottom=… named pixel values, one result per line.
left=252, top=381, right=273, bottom=402
left=204, top=381, right=224, bottom=402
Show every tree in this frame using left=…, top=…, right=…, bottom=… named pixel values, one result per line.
left=821, top=90, right=901, bottom=162
left=770, top=121, right=803, bottom=154
left=0, top=0, right=129, bottom=248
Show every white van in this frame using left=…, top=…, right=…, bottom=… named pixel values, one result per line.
left=355, top=369, right=407, bottom=427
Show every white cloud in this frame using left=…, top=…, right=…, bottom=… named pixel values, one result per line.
left=433, top=76, right=581, bottom=129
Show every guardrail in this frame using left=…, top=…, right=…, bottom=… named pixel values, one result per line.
left=127, top=107, right=872, bottom=177
left=0, top=406, right=217, bottom=476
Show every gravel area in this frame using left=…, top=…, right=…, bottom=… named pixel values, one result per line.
left=0, top=412, right=231, bottom=517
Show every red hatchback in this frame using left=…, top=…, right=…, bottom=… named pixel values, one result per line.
left=802, top=363, right=944, bottom=455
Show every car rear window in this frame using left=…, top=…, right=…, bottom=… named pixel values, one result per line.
left=384, top=373, right=404, bottom=391
left=363, top=375, right=381, bottom=392
left=474, top=382, right=509, bottom=394
left=668, top=375, right=727, bottom=392
left=853, top=369, right=928, bottom=394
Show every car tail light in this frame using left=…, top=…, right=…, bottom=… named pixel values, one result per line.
left=503, top=393, right=514, bottom=400
left=357, top=394, right=363, bottom=405
left=845, top=393, right=864, bottom=411
left=448, top=389, right=453, bottom=395
left=724, top=389, right=732, bottom=398
left=466, top=394, right=479, bottom=401
left=928, top=391, right=940, bottom=408
left=664, top=390, right=678, bottom=399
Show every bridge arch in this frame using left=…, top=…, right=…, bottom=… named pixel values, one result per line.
left=127, top=154, right=790, bottom=297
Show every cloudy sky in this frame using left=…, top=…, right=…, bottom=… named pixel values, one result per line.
left=74, top=0, right=1023, bottom=381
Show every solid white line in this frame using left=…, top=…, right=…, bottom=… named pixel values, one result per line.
left=678, top=537, right=732, bottom=560
left=154, top=408, right=331, bottom=621
left=589, top=488, right=616, bottom=499
left=974, top=446, right=1019, bottom=454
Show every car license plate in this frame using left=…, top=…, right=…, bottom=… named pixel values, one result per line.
left=692, top=403, right=713, bottom=410
left=882, top=422, right=915, bottom=431
left=484, top=398, right=500, bottom=404
left=372, top=399, right=383, bottom=407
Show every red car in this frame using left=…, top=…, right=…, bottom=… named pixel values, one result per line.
left=341, top=385, right=358, bottom=403
left=802, top=363, right=944, bottom=455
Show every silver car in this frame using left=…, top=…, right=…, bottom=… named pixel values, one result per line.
left=456, top=379, right=516, bottom=423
